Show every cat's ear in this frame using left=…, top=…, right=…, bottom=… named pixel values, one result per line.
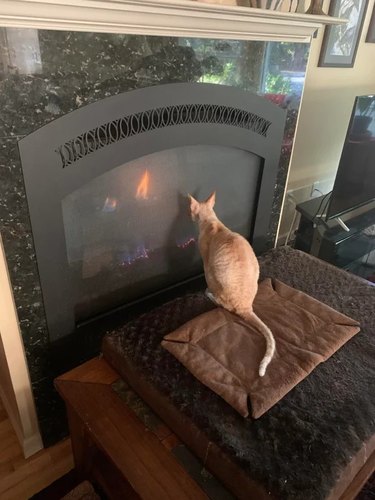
left=205, top=191, right=216, bottom=209
left=188, top=194, right=200, bottom=217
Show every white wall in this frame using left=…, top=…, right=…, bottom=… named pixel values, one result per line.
left=278, top=0, right=375, bottom=241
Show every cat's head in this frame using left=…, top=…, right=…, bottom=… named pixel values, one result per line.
left=188, top=192, right=216, bottom=222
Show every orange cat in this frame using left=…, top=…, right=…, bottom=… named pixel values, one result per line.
left=189, top=192, right=275, bottom=376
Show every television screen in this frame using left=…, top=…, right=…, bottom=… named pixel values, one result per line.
left=326, top=95, right=375, bottom=220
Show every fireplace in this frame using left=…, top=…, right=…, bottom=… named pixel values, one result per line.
left=19, top=83, right=285, bottom=341
left=0, top=24, right=312, bottom=444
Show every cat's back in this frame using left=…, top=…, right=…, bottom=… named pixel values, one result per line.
left=209, top=223, right=256, bottom=262
left=205, top=224, right=259, bottom=298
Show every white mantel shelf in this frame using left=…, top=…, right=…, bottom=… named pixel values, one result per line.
left=0, top=0, right=345, bottom=43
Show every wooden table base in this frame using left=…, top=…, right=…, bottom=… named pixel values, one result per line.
left=55, top=357, right=208, bottom=500
left=55, top=356, right=375, bottom=500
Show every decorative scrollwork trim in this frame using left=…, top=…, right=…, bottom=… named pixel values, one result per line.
left=56, top=104, right=272, bottom=168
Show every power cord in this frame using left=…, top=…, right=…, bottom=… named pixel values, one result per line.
left=311, top=188, right=324, bottom=197
left=320, top=192, right=332, bottom=221
left=312, top=191, right=332, bottom=226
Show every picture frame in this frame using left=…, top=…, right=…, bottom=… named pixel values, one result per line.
left=318, top=0, right=369, bottom=68
left=366, top=5, right=375, bottom=42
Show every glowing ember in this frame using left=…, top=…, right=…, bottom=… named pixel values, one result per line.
left=120, top=244, right=150, bottom=267
left=136, top=170, right=150, bottom=200
left=177, top=236, right=196, bottom=249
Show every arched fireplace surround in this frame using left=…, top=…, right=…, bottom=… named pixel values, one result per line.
left=19, top=83, right=285, bottom=341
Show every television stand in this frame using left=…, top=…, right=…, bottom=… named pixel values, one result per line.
left=294, top=195, right=375, bottom=279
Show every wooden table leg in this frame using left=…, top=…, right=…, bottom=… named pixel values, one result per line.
left=55, top=358, right=207, bottom=500
left=66, top=405, right=94, bottom=481
left=66, top=404, right=139, bottom=499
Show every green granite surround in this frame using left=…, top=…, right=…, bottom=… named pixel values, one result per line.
left=0, top=29, right=308, bottom=445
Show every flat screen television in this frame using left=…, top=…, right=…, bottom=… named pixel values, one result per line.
left=326, top=95, right=375, bottom=220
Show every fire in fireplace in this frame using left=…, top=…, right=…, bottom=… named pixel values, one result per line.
left=18, top=83, right=286, bottom=341
left=135, top=170, right=150, bottom=200
left=62, top=145, right=260, bottom=322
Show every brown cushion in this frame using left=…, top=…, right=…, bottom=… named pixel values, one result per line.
left=161, top=278, right=360, bottom=418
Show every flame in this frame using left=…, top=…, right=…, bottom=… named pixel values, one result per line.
left=136, top=170, right=150, bottom=200
left=102, top=196, right=118, bottom=212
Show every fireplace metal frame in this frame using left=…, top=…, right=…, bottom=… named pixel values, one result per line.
left=18, top=83, right=286, bottom=341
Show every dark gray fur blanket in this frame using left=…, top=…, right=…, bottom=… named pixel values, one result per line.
left=103, top=247, right=375, bottom=500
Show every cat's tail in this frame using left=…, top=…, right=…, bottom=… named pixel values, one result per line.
left=239, top=311, right=276, bottom=377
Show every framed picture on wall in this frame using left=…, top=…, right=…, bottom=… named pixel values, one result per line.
left=366, top=6, right=375, bottom=42
left=318, top=0, right=369, bottom=67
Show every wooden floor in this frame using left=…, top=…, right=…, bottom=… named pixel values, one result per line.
left=0, top=398, right=74, bottom=500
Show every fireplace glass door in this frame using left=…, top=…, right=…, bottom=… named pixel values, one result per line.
left=62, top=145, right=261, bottom=322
